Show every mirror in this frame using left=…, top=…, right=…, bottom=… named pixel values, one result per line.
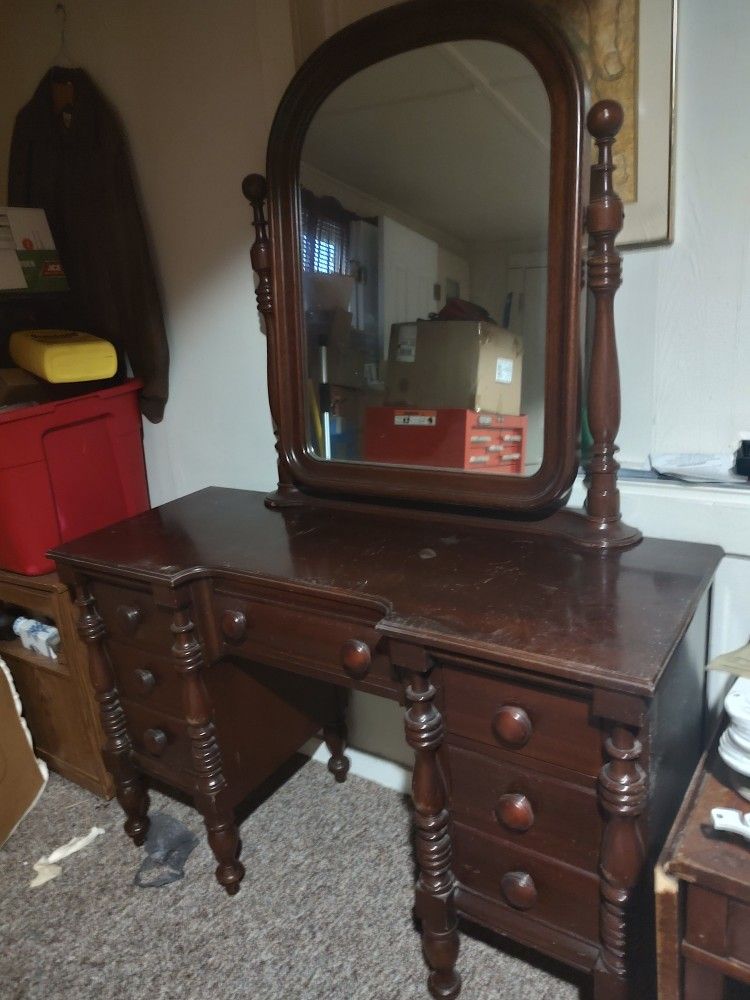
left=253, top=0, right=590, bottom=516
left=300, top=40, right=550, bottom=477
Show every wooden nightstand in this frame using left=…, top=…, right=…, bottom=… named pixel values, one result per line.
left=657, top=740, right=750, bottom=998
left=0, top=567, right=113, bottom=798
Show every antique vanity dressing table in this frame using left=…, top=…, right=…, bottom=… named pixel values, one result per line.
left=51, top=3, right=722, bottom=998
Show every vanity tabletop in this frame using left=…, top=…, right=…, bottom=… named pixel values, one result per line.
left=50, top=487, right=722, bottom=696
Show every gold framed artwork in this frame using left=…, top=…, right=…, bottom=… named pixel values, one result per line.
left=541, top=0, right=677, bottom=248
left=291, top=0, right=678, bottom=247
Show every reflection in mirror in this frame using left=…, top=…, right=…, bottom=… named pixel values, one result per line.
left=300, top=41, right=550, bottom=476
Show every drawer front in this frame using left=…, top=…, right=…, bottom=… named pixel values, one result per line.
left=121, top=698, right=193, bottom=778
left=442, top=667, right=602, bottom=777
left=213, top=590, right=391, bottom=689
left=91, top=580, right=172, bottom=653
left=445, top=745, right=601, bottom=872
left=108, top=641, right=182, bottom=714
left=452, top=821, right=600, bottom=944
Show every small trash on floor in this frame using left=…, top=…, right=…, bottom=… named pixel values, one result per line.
left=134, top=812, right=198, bottom=888
left=29, top=825, right=105, bottom=888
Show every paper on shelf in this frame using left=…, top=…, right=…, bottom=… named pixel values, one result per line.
left=649, top=453, right=747, bottom=485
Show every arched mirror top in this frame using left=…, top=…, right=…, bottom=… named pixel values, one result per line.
left=246, top=0, right=637, bottom=546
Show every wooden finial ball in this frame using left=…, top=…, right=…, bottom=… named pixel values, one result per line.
left=587, top=100, right=624, bottom=140
left=242, top=173, right=267, bottom=204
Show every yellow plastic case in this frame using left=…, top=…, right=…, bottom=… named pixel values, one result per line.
left=9, top=329, right=117, bottom=383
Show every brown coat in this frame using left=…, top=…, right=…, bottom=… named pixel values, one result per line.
left=8, top=68, right=169, bottom=422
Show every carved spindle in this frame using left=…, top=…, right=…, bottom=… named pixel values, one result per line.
left=404, top=671, right=461, bottom=1000
left=584, top=101, right=640, bottom=548
left=74, top=582, right=150, bottom=846
left=322, top=689, right=351, bottom=783
left=170, top=604, right=245, bottom=895
left=242, top=173, right=273, bottom=321
left=242, top=172, right=299, bottom=506
left=595, top=724, right=647, bottom=999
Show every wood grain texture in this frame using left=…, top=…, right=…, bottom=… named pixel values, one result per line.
left=50, top=488, right=721, bottom=698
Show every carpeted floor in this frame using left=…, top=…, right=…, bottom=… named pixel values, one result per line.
left=1, top=761, right=588, bottom=999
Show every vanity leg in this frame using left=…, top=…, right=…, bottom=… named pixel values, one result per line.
left=197, top=791, right=244, bottom=897
left=74, top=582, right=150, bottom=846
left=404, top=672, right=461, bottom=1000
left=323, top=690, right=350, bottom=783
left=594, top=724, right=647, bottom=1000
left=170, top=602, right=245, bottom=895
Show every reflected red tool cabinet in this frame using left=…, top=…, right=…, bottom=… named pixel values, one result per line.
left=363, top=407, right=527, bottom=474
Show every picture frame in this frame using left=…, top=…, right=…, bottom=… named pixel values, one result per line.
left=621, top=0, right=677, bottom=248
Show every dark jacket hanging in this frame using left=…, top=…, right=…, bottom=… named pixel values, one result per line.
left=8, top=68, right=169, bottom=422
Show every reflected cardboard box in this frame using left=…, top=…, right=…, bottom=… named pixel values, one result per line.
left=384, top=320, right=523, bottom=415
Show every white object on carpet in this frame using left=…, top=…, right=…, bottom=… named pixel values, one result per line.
left=29, top=825, right=105, bottom=888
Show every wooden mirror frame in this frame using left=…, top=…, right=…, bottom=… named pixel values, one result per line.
left=245, top=0, right=641, bottom=549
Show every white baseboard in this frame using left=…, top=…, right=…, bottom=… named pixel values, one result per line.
left=301, top=738, right=412, bottom=795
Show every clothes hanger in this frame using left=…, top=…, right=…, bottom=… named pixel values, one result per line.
left=52, top=3, right=75, bottom=70
left=50, top=3, right=77, bottom=118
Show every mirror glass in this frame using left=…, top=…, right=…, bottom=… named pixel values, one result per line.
left=300, top=41, right=550, bottom=477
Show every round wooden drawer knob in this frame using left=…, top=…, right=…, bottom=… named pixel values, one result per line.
left=492, top=705, right=532, bottom=747
left=340, top=638, right=371, bottom=678
left=501, top=871, right=538, bottom=910
left=143, top=728, right=168, bottom=756
left=495, top=793, right=535, bottom=832
left=221, top=609, right=247, bottom=642
left=116, top=604, right=143, bottom=635
left=134, top=668, right=156, bottom=694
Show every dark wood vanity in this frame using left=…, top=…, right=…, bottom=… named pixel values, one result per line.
left=50, top=2, right=721, bottom=998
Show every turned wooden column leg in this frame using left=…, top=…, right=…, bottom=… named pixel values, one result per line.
left=323, top=689, right=350, bottom=783
left=594, top=724, right=647, bottom=1000
left=404, top=671, right=461, bottom=1000
left=170, top=603, right=245, bottom=895
left=74, top=582, right=150, bottom=845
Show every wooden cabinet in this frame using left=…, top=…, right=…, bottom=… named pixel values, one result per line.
left=657, top=743, right=750, bottom=999
left=0, top=567, right=113, bottom=798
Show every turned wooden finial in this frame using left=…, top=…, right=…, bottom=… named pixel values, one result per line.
left=242, top=173, right=273, bottom=320
left=584, top=100, right=639, bottom=548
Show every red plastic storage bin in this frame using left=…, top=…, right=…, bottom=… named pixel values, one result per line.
left=0, top=380, right=150, bottom=575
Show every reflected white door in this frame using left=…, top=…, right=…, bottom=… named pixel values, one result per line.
left=379, top=215, right=439, bottom=359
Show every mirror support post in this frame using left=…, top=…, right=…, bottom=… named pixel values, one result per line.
left=583, top=102, right=641, bottom=549
left=243, top=173, right=302, bottom=509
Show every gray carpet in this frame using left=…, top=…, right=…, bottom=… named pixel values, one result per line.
left=1, top=761, right=586, bottom=999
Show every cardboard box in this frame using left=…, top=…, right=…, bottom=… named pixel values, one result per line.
left=0, top=659, right=47, bottom=846
left=384, top=320, right=523, bottom=415
left=307, top=308, right=367, bottom=388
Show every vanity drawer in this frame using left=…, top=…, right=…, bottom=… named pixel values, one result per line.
left=452, top=821, right=600, bottom=945
left=108, top=642, right=181, bottom=714
left=442, top=668, right=602, bottom=777
left=445, top=745, right=601, bottom=873
left=121, top=699, right=193, bottom=778
left=91, top=580, right=172, bottom=653
left=213, top=590, right=391, bottom=690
